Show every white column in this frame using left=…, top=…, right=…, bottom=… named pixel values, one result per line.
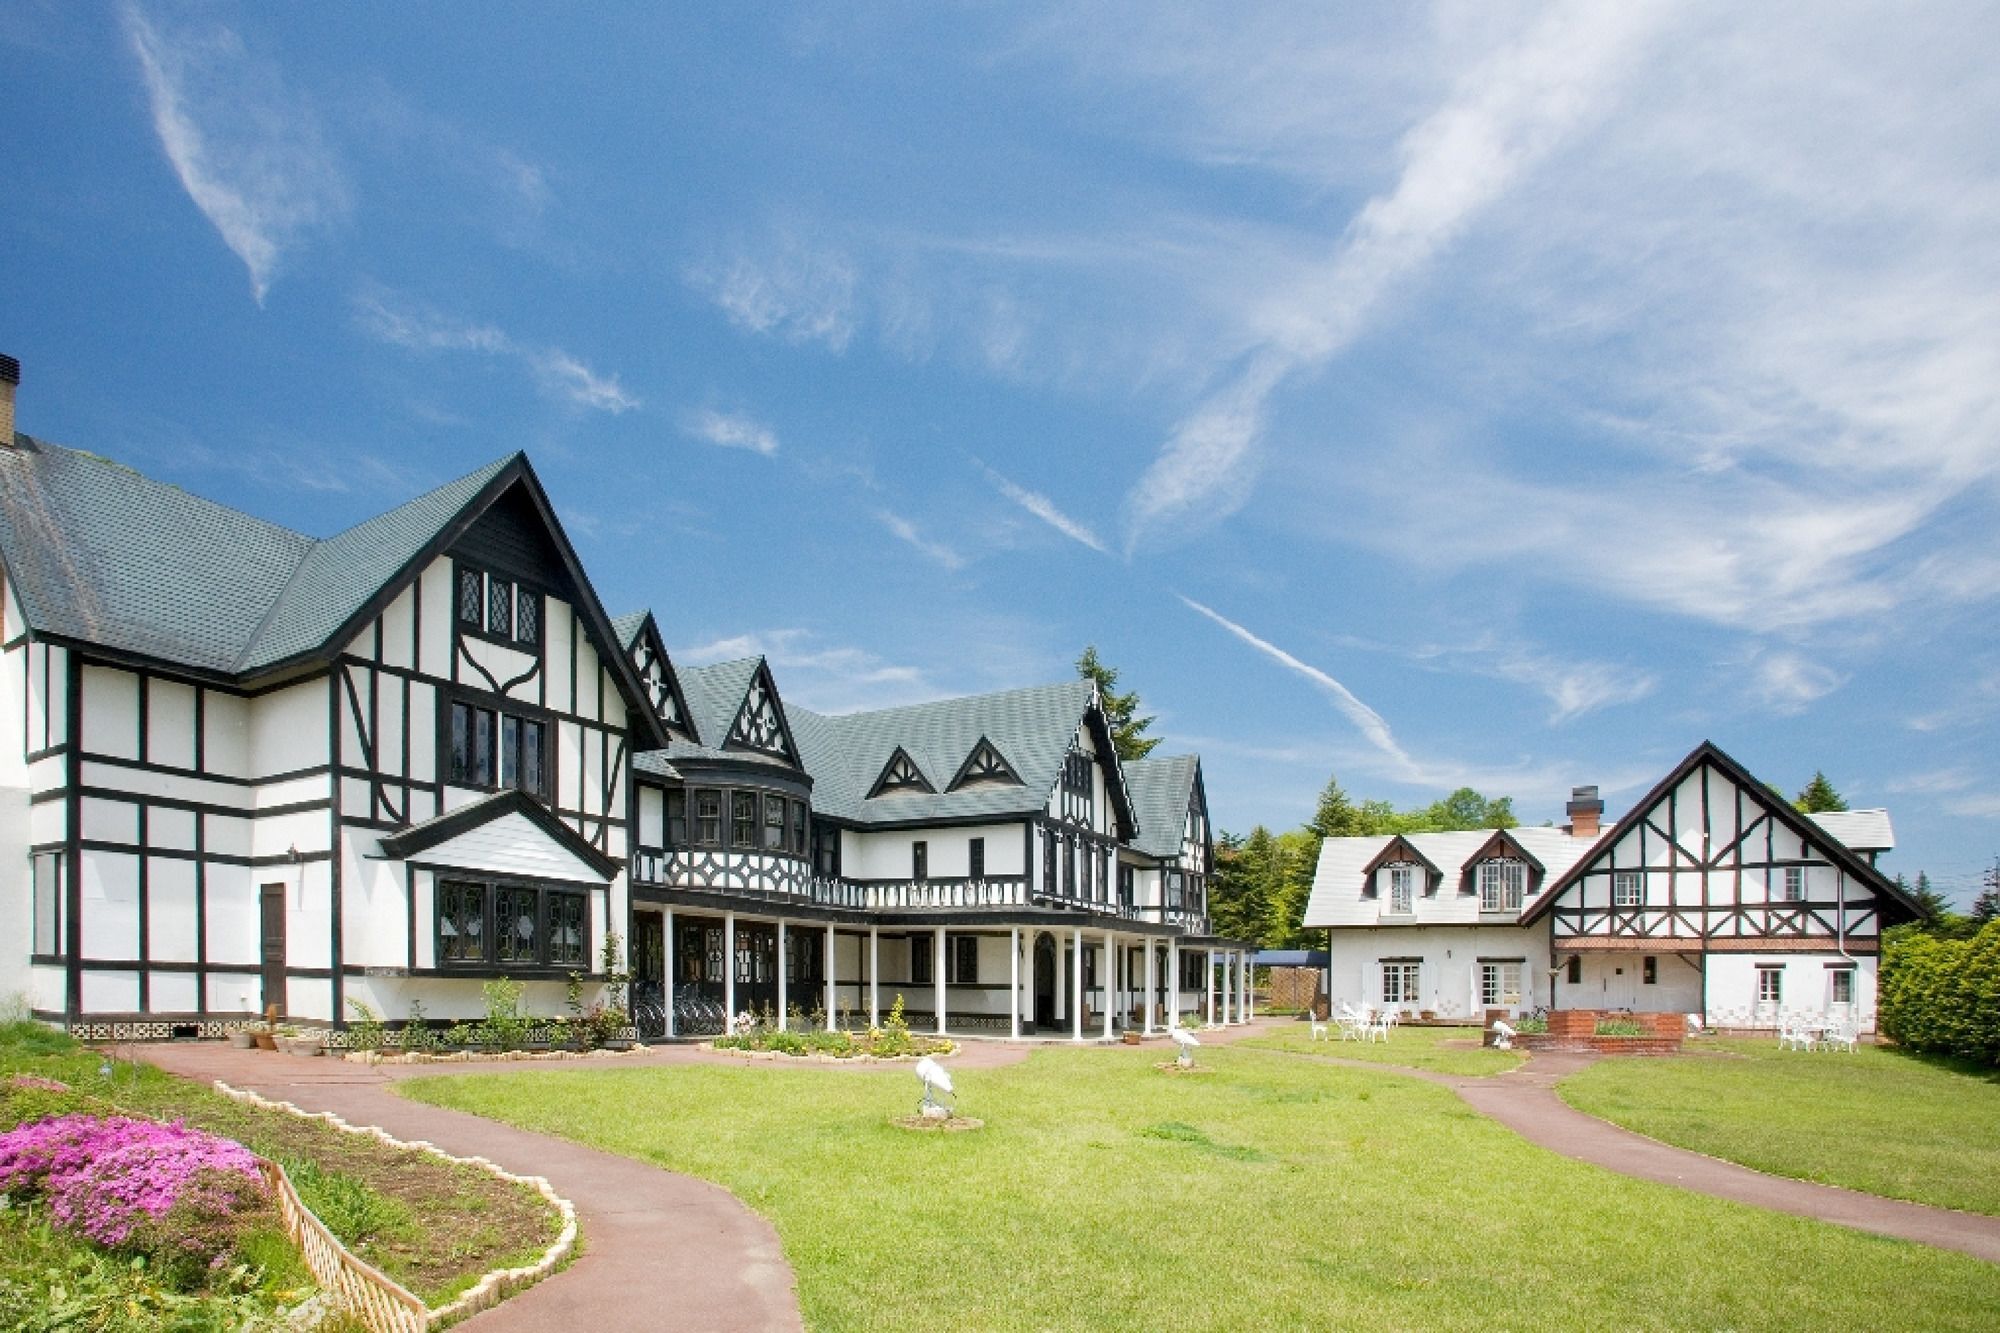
left=1220, top=951, right=1231, bottom=1025
left=823, top=926, right=836, bottom=1031
left=723, top=912, right=737, bottom=1029
left=934, top=926, right=947, bottom=1036
left=776, top=918, right=789, bottom=1030
left=1245, top=953, right=1254, bottom=1021
left=662, top=909, right=677, bottom=1039
left=1072, top=927, right=1085, bottom=1041
left=1102, top=930, right=1116, bottom=1041
left=1205, top=949, right=1216, bottom=1027
left=868, top=927, right=879, bottom=1028
left=1009, top=926, right=1021, bottom=1040
left=1142, top=938, right=1156, bottom=1035
left=1170, top=943, right=1181, bottom=1027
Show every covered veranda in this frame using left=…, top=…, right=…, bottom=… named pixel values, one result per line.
left=630, top=890, right=1257, bottom=1042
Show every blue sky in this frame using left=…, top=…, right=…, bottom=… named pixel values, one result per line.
left=4, top=4, right=1997, bottom=904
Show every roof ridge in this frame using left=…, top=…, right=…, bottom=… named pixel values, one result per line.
left=795, top=676, right=1090, bottom=725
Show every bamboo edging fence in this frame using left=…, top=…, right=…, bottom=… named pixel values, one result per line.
left=215, top=1082, right=578, bottom=1331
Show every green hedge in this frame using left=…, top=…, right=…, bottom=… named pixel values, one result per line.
left=1879, top=919, right=2000, bottom=1066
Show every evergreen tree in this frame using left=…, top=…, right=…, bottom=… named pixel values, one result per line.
left=1793, top=771, right=1849, bottom=814
left=1075, top=646, right=1160, bottom=761
left=1907, top=872, right=1952, bottom=927
left=1973, top=858, right=2000, bottom=926
left=1308, top=774, right=1367, bottom=839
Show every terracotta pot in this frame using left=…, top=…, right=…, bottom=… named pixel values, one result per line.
left=252, top=1032, right=277, bottom=1051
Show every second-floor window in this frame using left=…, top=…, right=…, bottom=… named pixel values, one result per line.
left=763, top=795, right=787, bottom=851
left=449, top=702, right=545, bottom=797
left=1783, top=866, right=1804, bottom=902
left=457, top=565, right=540, bottom=648
left=732, top=793, right=757, bottom=847
left=695, top=790, right=722, bottom=845
left=913, top=841, right=929, bottom=881
left=667, top=791, right=688, bottom=846
left=1613, top=871, right=1643, bottom=907
left=1478, top=859, right=1526, bottom=913
left=1388, top=865, right=1414, bottom=914
left=969, top=837, right=985, bottom=880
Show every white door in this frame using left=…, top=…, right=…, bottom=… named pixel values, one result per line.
left=1600, top=961, right=1638, bottom=1011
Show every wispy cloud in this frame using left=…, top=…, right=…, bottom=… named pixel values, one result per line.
left=977, top=461, right=1108, bottom=554
left=1485, top=650, right=1657, bottom=724
left=682, top=408, right=778, bottom=456
left=677, top=628, right=938, bottom=714
left=1886, top=767, right=1976, bottom=796
left=353, top=286, right=638, bottom=413
left=1749, top=649, right=1845, bottom=714
left=122, top=4, right=347, bottom=303
left=1122, top=5, right=1671, bottom=548
left=688, top=232, right=858, bottom=351
left=876, top=510, right=964, bottom=571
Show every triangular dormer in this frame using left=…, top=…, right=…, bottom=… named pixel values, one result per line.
left=948, top=736, right=1022, bottom=790
left=868, top=746, right=936, bottom=798
left=724, top=660, right=797, bottom=762
left=1361, top=835, right=1444, bottom=897
left=1458, top=828, right=1546, bottom=899
left=621, top=612, right=697, bottom=745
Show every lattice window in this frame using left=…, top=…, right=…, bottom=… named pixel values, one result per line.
left=1783, top=866, right=1804, bottom=902
left=494, top=886, right=539, bottom=965
left=951, top=738, right=1020, bottom=789
left=488, top=578, right=513, bottom=640
left=1388, top=865, right=1414, bottom=914
left=458, top=568, right=484, bottom=626
left=730, top=677, right=788, bottom=754
left=548, top=892, right=586, bottom=966
left=1478, top=859, right=1527, bottom=913
left=514, top=592, right=539, bottom=647
left=1613, top=871, right=1643, bottom=907
left=1381, top=962, right=1420, bottom=1004
left=437, top=881, right=485, bottom=964
left=870, top=747, right=934, bottom=797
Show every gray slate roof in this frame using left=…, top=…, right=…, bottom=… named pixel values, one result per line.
left=0, top=436, right=513, bottom=678
left=1806, top=808, right=1894, bottom=853
left=1123, top=754, right=1200, bottom=858
left=789, top=679, right=1098, bottom=826
left=609, top=611, right=649, bottom=651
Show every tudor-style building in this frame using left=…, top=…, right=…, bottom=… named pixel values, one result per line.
left=0, top=367, right=1250, bottom=1040
left=1304, top=741, right=1919, bottom=1032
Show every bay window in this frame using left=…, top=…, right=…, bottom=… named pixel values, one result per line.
left=437, top=878, right=588, bottom=970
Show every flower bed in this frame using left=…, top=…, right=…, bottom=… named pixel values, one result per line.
left=0, top=1105, right=268, bottom=1283
left=708, top=1029, right=954, bottom=1060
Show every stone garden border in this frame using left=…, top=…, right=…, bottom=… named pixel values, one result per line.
left=214, top=1081, right=578, bottom=1330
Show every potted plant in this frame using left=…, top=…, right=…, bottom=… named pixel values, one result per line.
left=227, top=1026, right=257, bottom=1050
left=247, top=1021, right=277, bottom=1052
left=275, top=1026, right=323, bottom=1057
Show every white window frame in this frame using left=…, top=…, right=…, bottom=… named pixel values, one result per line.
left=1830, top=968, right=1854, bottom=1007
left=1479, top=961, right=1523, bottom=1008
left=1612, top=871, right=1642, bottom=908
left=1757, top=967, right=1783, bottom=1005
left=1388, top=864, right=1414, bottom=915
left=1381, top=961, right=1420, bottom=1005
left=1782, top=866, right=1804, bottom=902
left=32, top=850, right=63, bottom=958
left=1478, top=860, right=1526, bottom=913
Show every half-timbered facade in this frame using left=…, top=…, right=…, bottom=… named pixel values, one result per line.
left=1305, top=742, right=1917, bottom=1032
left=0, top=380, right=1248, bottom=1041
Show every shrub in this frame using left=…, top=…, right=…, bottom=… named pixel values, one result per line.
left=1594, top=1018, right=1645, bottom=1037
left=481, top=978, right=528, bottom=1051
left=398, top=1001, right=439, bottom=1052
left=344, top=998, right=386, bottom=1052
left=1881, top=919, right=2000, bottom=1066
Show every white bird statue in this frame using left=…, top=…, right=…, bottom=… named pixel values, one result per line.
left=1491, top=1019, right=1516, bottom=1051
left=914, top=1056, right=954, bottom=1117
left=1168, top=1023, right=1201, bottom=1068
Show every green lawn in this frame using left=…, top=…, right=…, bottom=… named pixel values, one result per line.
left=404, top=1046, right=2000, bottom=1331
left=1240, top=1021, right=1522, bottom=1076
left=1560, top=1038, right=2000, bottom=1215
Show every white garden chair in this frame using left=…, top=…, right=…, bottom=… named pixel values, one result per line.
left=1778, top=1020, right=1816, bottom=1053
left=1366, top=1009, right=1394, bottom=1043
left=1309, top=1013, right=1330, bottom=1042
left=1336, top=1005, right=1369, bottom=1042
left=1820, top=1021, right=1857, bottom=1054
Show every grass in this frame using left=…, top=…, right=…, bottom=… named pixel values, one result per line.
left=0, top=1022, right=560, bottom=1305
left=1240, top=1020, right=1524, bottom=1076
left=1560, top=1037, right=2000, bottom=1215
left=404, top=1045, right=2000, bottom=1331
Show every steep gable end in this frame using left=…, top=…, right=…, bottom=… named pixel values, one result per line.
left=1361, top=835, right=1444, bottom=896
left=1458, top=828, right=1547, bottom=898
left=725, top=659, right=798, bottom=762
left=618, top=611, right=698, bottom=745
left=867, top=745, right=936, bottom=798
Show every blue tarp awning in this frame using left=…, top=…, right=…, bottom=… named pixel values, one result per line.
left=1252, top=950, right=1329, bottom=968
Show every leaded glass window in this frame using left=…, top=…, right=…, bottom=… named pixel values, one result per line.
left=458, top=568, right=483, bottom=626
left=514, top=591, right=539, bottom=647
left=488, top=578, right=513, bottom=639
left=494, top=886, right=539, bottom=964
left=438, top=881, right=486, bottom=963
left=548, top=891, right=586, bottom=966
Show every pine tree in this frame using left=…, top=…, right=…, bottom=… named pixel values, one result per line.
left=1075, top=646, right=1160, bottom=761
left=1793, top=771, right=1849, bottom=814
left=1973, top=858, right=2000, bottom=926
left=1308, top=774, right=1367, bottom=839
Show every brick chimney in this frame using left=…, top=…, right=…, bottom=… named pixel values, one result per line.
left=0, top=355, right=17, bottom=444
left=1566, top=785, right=1604, bottom=839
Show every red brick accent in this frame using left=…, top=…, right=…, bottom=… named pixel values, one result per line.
left=1525, top=1010, right=1686, bottom=1055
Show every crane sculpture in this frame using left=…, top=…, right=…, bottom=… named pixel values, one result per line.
left=914, top=1055, right=955, bottom=1118
left=1167, top=1022, right=1201, bottom=1068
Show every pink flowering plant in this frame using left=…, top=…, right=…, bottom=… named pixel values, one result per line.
left=0, top=1112, right=266, bottom=1277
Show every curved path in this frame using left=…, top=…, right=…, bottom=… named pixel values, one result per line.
left=135, top=1042, right=804, bottom=1332
left=1230, top=1022, right=2000, bottom=1266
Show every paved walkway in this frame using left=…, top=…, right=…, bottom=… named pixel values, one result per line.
left=134, top=1043, right=803, bottom=1332
left=1229, top=1023, right=2000, bottom=1266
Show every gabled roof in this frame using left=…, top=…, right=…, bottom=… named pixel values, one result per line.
left=947, top=735, right=1025, bottom=792
left=866, top=745, right=937, bottom=797
left=377, top=789, right=618, bottom=880
left=612, top=609, right=698, bottom=745
left=1305, top=826, right=1592, bottom=928
left=1520, top=740, right=1920, bottom=925
left=780, top=679, right=1136, bottom=832
left=0, top=440, right=667, bottom=747
left=659, top=656, right=801, bottom=773
left=1456, top=828, right=1546, bottom=895
left=1362, top=835, right=1446, bottom=894
left=1123, top=754, right=1202, bottom=859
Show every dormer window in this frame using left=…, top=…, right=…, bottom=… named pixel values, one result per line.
left=1478, top=859, right=1526, bottom=913
left=949, top=738, right=1021, bottom=789
left=869, top=747, right=935, bottom=798
left=729, top=674, right=789, bottom=756
left=1389, top=865, right=1414, bottom=914
left=457, top=564, right=540, bottom=649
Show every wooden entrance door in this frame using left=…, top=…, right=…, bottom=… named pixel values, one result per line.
left=259, top=885, right=286, bottom=1017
